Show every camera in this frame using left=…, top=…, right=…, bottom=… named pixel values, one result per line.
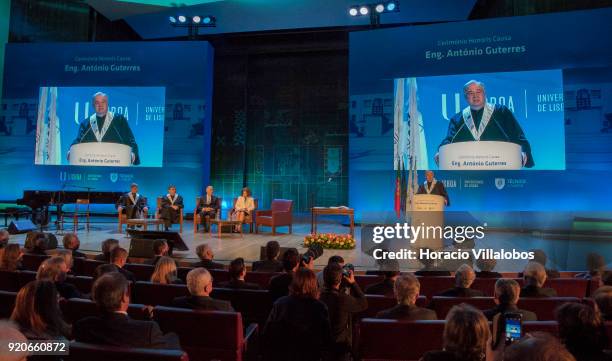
left=301, top=244, right=323, bottom=265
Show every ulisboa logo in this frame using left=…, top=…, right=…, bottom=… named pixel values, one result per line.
left=495, top=178, right=506, bottom=190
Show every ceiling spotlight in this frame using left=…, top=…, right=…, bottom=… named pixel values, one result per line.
left=349, top=7, right=359, bottom=16
left=192, top=15, right=201, bottom=23
left=387, top=2, right=396, bottom=11
left=203, top=16, right=212, bottom=24
left=375, top=4, right=385, bottom=13
left=169, top=16, right=176, bottom=23
left=178, top=15, right=186, bottom=23
left=359, top=6, right=369, bottom=15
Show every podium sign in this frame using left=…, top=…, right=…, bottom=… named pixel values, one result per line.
left=412, top=194, right=445, bottom=250
left=69, top=142, right=132, bottom=167
left=439, top=141, right=522, bottom=170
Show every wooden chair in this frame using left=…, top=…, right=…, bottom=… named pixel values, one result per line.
left=118, top=199, right=148, bottom=233
left=59, top=199, right=90, bottom=232
left=155, top=197, right=183, bottom=233
left=193, top=196, right=221, bottom=233
left=255, top=199, right=293, bottom=235
left=231, top=198, right=258, bottom=233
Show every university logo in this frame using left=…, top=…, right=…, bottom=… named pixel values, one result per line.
left=495, top=178, right=506, bottom=190
left=110, top=173, right=118, bottom=183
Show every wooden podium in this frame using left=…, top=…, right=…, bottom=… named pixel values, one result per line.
left=411, top=194, right=445, bottom=250
left=69, top=142, right=132, bottom=167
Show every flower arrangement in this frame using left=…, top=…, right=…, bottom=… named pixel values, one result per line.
left=304, top=233, right=356, bottom=250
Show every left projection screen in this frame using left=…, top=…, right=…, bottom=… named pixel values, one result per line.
left=34, top=86, right=165, bottom=167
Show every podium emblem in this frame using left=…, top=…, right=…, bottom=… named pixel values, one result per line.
left=495, top=178, right=506, bottom=190
left=110, top=173, right=118, bottom=183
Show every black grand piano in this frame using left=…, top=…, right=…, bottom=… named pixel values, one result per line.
left=17, top=190, right=124, bottom=226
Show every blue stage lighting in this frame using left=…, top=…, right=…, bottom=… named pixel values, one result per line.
left=203, top=16, right=212, bottom=24
left=169, top=16, right=177, bottom=23
left=387, top=2, right=396, bottom=11
left=178, top=15, right=187, bottom=23
left=359, top=6, right=369, bottom=15
left=375, top=4, right=385, bottom=13
left=349, top=7, right=359, bottom=16
left=192, top=16, right=201, bottom=24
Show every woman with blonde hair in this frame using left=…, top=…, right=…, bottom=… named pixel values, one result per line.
left=231, top=186, right=255, bottom=232
left=54, top=249, right=74, bottom=274
left=150, top=256, right=183, bottom=284
left=0, top=244, right=24, bottom=271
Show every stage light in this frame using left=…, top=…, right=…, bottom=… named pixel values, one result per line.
left=387, top=2, right=396, bottom=11
left=192, top=15, right=201, bottom=24
left=349, top=7, right=359, bottom=16
left=359, top=6, right=369, bottom=15
left=169, top=16, right=176, bottom=23
left=203, top=16, right=212, bottom=24
left=178, top=15, right=187, bottom=23
left=375, top=4, right=385, bottom=13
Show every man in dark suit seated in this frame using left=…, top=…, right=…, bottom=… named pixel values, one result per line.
left=171, top=268, right=234, bottom=311
left=252, top=240, right=283, bottom=272
left=145, top=239, right=170, bottom=266
left=94, top=238, right=119, bottom=262
left=74, top=272, right=180, bottom=349
left=376, top=274, right=437, bottom=320
left=191, top=243, right=225, bottom=270
left=414, top=249, right=451, bottom=276
left=483, top=278, right=537, bottom=321
left=437, top=264, right=485, bottom=297
left=475, top=257, right=502, bottom=278
left=268, top=248, right=300, bottom=302
left=517, top=249, right=560, bottom=279
left=62, top=233, right=86, bottom=258
left=319, top=262, right=368, bottom=361
left=110, top=247, right=136, bottom=283
left=365, top=259, right=400, bottom=297
left=197, top=185, right=220, bottom=232
left=521, top=261, right=557, bottom=297
left=218, top=257, right=260, bottom=289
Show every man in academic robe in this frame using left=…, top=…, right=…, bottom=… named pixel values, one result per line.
left=159, top=185, right=184, bottom=231
left=416, top=170, right=450, bottom=206
left=435, top=80, right=534, bottom=168
left=117, top=183, right=148, bottom=221
left=69, top=92, right=140, bottom=165
left=197, top=185, right=220, bottom=232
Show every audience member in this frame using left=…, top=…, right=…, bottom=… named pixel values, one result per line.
left=593, top=286, right=612, bottom=321
left=0, top=320, right=28, bottom=361
left=437, top=264, right=484, bottom=297
left=94, top=238, right=119, bottom=262
left=317, top=255, right=345, bottom=288
left=36, top=256, right=83, bottom=299
left=602, top=270, right=612, bottom=286
left=420, top=304, right=490, bottom=361
left=218, top=257, right=260, bottom=289
left=0, top=244, right=24, bottom=271
left=145, top=239, right=169, bottom=266
left=171, top=267, right=233, bottom=311
left=192, top=243, right=225, bottom=269
left=10, top=280, right=71, bottom=340
left=73, top=272, right=180, bottom=349
left=110, top=247, right=136, bottom=283
left=320, top=262, right=367, bottom=361
left=556, top=302, right=611, bottom=361
left=150, top=256, right=183, bottom=284
left=376, top=274, right=437, bottom=320
left=28, top=234, right=49, bottom=255
left=54, top=249, right=74, bottom=274
left=262, top=268, right=332, bottom=361
left=503, top=332, right=576, bottom=361
left=268, top=248, right=300, bottom=301
left=483, top=278, right=536, bottom=321
left=94, top=264, right=119, bottom=281
left=252, top=240, right=283, bottom=272
left=575, top=252, right=607, bottom=280
left=518, top=249, right=560, bottom=279
left=521, top=261, right=557, bottom=297
left=415, top=249, right=451, bottom=276
left=475, top=257, right=502, bottom=278
left=62, top=233, right=86, bottom=258
left=365, top=259, right=400, bottom=297
left=0, top=229, right=9, bottom=249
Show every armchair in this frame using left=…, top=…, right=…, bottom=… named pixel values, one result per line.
left=255, top=199, right=293, bottom=235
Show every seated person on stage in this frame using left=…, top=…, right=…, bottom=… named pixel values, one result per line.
left=110, top=247, right=136, bottom=283
left=521, top=261, right=557, bottom=297
left=70, top=92, right=140, bottom=165
left=483, top=278, right=537, bottom=321
left=268, top=248, right=300, bottom=302
left=415, top=249, right=451, bottom=276
left=218, top=257, right=260, bottom=290
left=593, top=286, right=612, bottom=321
left=435, top=80, right=534, bottom=168
left=437, top=264, right=485, bottom=297
left=192, top=243, right=225, bottom=270
left=159, top=185, right=183, bottom=231
left=365, top=259, right=401, bottom=297
left=36, top=256, right=84, bottom=300
left=316, top=255, right=345, bottom=289
left=376, top=274, right=437, bottom=320
left=117, top=183, right=149, bottom=223
left=230, top=186, right=255, bottom=232
left=475, top=257, right=503, bottom=278
left=252, top=240, right=283, bottom=272
left=94, top=238, right=119, bottom=262
left=416, top=170, right=450, bottom=206
left=145, top=239, right=170, bottom=266
left=150, top=256, right=183, bottom=285
left=74, top=272, right=180, bottom=349
left=0, top=244, right=24, bottom=272
left=518, top=249, right=560, bottom=279
left=171, top=268, right=234, bottom=311
left=197, top=185, right=220, bottom=232
left=62, top=233, right=86, bottom=258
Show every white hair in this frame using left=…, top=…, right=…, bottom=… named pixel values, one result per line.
left=186, top=267, right=212, bottom=296
left=92, top=92, right=108, bottom=101
left=463, top=80, right=486, bottom=94
left=455, top=263, right=476, bottom=288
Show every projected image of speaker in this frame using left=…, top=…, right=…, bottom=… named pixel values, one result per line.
left=8, top=220, right=36, bottom=234
left=126, top=230, right=188, bottom=255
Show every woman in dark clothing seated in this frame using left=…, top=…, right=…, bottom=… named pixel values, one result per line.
left=36, top=256, right=84, bottom=299
left=0, top=244, right=24, bottom=271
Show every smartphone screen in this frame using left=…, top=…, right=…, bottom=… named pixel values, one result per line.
left=504, top=313, right=522, bottom=345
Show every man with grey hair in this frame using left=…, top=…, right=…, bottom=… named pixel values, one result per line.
left=484, top=278, right=536, bottom=321
left=171, top=267, right=233, bottom=311
left=416, top=170, right=450, bottom=206
left=197, top=185, right=220, bottom=232
left=192, top=243, right=225, bottom=269
left=521, top=261, right=557, bottom=297
left=376, top=274, right=437, bottom=320
left=70, top=91, right=140, bottom=164
left=436, top=79, right=534, bottom=168
left=437, top=264, right=484, bottom=297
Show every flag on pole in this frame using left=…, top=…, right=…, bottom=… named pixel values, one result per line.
left=35, top=87, right=62, bottom=165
